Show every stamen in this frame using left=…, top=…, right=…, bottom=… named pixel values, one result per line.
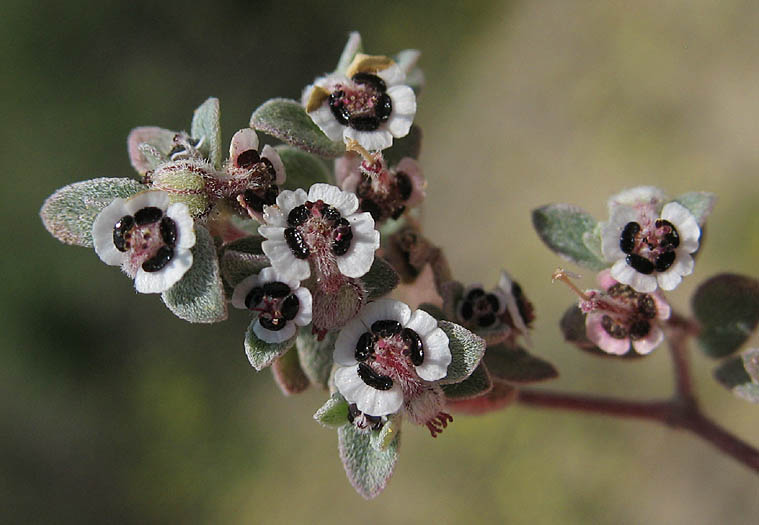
left=345, top=139, right=375, bottom=164
left=552, top=268, right=591, bottom=301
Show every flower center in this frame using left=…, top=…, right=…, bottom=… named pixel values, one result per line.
left=347, top=403, right=384, bottom=430
left=113, top=206, right=177, bottom=273
left=244, top=280, right=300, bottom=332
left=284, top=200, right=354, bottom=260
left=353, top=319, right=426, bottom=390
left=459, top=288, right=501, bottom=328
left=356, top=169, right=413, bottom=222
left=599, top=283, right=658, bottom=340
left=619, top=219, right=680, bottom=275
left=328, top=73, right=393, bottom=132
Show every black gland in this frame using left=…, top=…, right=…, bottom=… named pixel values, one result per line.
left=375, top=93, right=393, bottom=121
left=260, top=157, right=277, bottom=180
left=349, top=115, right=381, bottom=131
left=372, top=319, right=403, bottom=337
left=391, top=206, right=406, bottom=220
left=628, top=320, right=651, bottom=340
left=352, top=72, right=387, bottom=92
left=262, top=185, right=279, bottom=206
left=141, top=246, right=174, bottom=272
left=626, top=253, right=655, bottom=275
left=355, top=332, right=377, bottom=362
left=466, top=288, right=485, bottom=301
left=263, top=281, right=291, bottom=298
left=288, top=205, right=311, bottom=227
left=395, top=172, right=413, bottom=201
left=601, top=315, right=628, bottom=339
left=620, top=222, right=640, bottom=255
left=245, top=287, right=264, bottom=310
left=332, top=218, right=353, bottom=256
left=358, top=363, right=394, bottom=391
left=236, top=149, right=260, bottom=169
left=284, top=228, right=310, bottom=259
left=478, top=313, right=497, bottom=327
left=260, top=316, right=286, bottom=331
left=655, top=219, right=680, bottom=249
left=113, top=215, right=134, bottom=252
left=281, top=294, right=300, bottom=321
left=320, top=204, right=342, bottom=223
left=134, top=207, right=163, bottom=226
left=460, top=301, right=474, bottom=320
left=654, top=251, right=676, bottom=272
left=243, top=189, right=265, bottom=212
left=159, top=217, right=177, bottom=247
left=485, top=293, right=501, bottom=311
left=401, top=328, right=424, bottom=366
left=328, top=90, right=350, bottom=125
left=360, top=198, right=382, bottom=221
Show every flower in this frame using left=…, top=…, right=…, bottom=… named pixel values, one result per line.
left=231, top=266, right=312, bottom=344
left=333, top=299, right=453, bottom=436
left=258, top=183, right=380, bottom=282
left=335, top=151, right=425, bottom=223
left=92, top=190, right=196, bottom=293
left=302, top=54, right=417, bottom=151
left=600, top=187, right=700, bottom=293
left=582, top=270, right=671, bottom=355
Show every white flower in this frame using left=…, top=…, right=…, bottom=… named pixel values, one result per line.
left=92, top=190, right=196, bottom=293
left=258, top=183, right=380, bottom=282
left=302, top=54, right=417, bottom=151
left=231, top=266, right=312, bottom=344
left=600, top=187, right=700, bottom=293
left=332, top=299, right=451, bottom=424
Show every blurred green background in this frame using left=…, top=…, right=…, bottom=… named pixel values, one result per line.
left=2, top=0, right=757, bottom=523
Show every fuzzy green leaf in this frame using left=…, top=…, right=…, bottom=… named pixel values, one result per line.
left=338, top=424, right=399, bottom=499
left=314, top=393, right=350, bottom=428
left=271, top=349, right=310, bottom=395
left=335, top=31, right=363, bottom=74
left=693, top=274, right=759, bottom=358
left=442, top=363, right=492, bottom=400
left=161, top=225, right=227, bottom=323
left=674, top=192, right=716, bottom=226
left=250, top=98, right=345, bottom=158
left=361, top=257, right=400, bottom=300
left=40, top=178, right=145, bottom=247
left=484, top=345, right=558, bottom=384
left=275, top=145, right=331, bottom=191
left=448, top=380, right=517, bottom=415
left=244, top=322, right=296, bottom=371
left=714, top=355, right=752, bottom=389
left=219, top=250, right=269, bottom=294
left=438, top=321, right=486, bottom=385
left=221, top=235, right=265, bottom=255
left=191, top=97, right=222, bottom=169
left=560, top=305, right=644, bottom=359
left=532, top=204, right=607, bottom=270
left=383, top=125, right=422, bottom=166
left=296, top=329, right=336, bottom=389
left=370, top=415, right=400, bottom=452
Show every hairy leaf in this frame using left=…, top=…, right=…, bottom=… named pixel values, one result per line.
left=361, top=257, right=400, bottom=300
left=127, top=126, right=175, bottom=175
left=244, top=321, right=296, bottom=371
left=442, top=363, right=492, bottom=400
left=714, top=355, right=752, bottom=389
left=191, top=97, right=222, bottom=169
left=275, top=145, right=331, bottom=191
left=338, top=424, right=399, bottom=499
left=532, top=204, right=607, bottom=270
left=370, top=415, right=400, bottom=452
left=250, top=98, right=345, bottom=158
left=296, top=329, right=336, bottom=389
left=693, top=273, right=759, bottom=358
left=314, top=393, right=350, bottom=428
left=40, top=178, right=145, bottom=247
left=674, top=191, right=716, bottom=226
left=271, top=349, right=310, bottom=395
left=161, top=225, right=227, bottom=323
left=438, top=321, right=486, bottom=385
left=484, top=345, right=558, bottom=384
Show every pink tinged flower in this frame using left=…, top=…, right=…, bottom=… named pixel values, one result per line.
left=258, top=183, right=380, bottom=282
left=333, top=299, right=452, bottom=435
left=457, top=282, right=509, bottom=329
left=601, top=189, right=700, bottom=293
left=92, top=191, right=196, bottom=294
left=583, top=270, right=671, bottom=355
left=302, top=54, right=417, bottom=151
left=231, top=266, right=312, bottom=344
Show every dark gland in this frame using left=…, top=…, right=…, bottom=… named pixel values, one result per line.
left=141, top=245, right=174, bottom=272
left=620, top=222, right=640, bottom=255
left=260, top=316, right=286, bottom=331
left=236, top=149, right=260, bottom=169
left=355, top=332, right=377, bottom=362
left=159, top=217, right=177, bottom=247
left=113, top=215, right=134, bottom=252
left=134, top=206, right=163, bottom=226
left=332, top=218, right=353, bottom=256
left=243, top=186, right=278, bottom=213
left=287, top=204, right=311, bottom=227
left=395, top=172, right=413, bottom=201
left=245, top=287, right=264, bottom=310
left=284, top=228, right=310, bottom=259
left=625, top=253, right=655, bottom=275
left=280, top=294, right=300, bottom=321
left=262, top=281, right=291, bottom=298
left=372, top=319, right=403, bottom=337
left=401, top=328, right=424, bottom=366
left=327, top=73, right=392, bottom=132
left=357, top=363, right=394, bottom=391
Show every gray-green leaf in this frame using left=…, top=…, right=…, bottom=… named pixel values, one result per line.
left=161, top=225, right=227, bottom=323
left=250, top=98, right=345, bottom=158
left=484, top=345, right=558, bottom=384
left=370, top=415, right=400, bottom=452
left=244, top=321, right=297, bottom=371
left=338, top=424, right=399, bottom=499
left=442, top=364, right=492, bottom=399
left=674, top=192, right=716, bottom=226
left=40, top=178, right=145, bottom=247
left=532, top=204, right=607, bottom=270
left=191, top=97, right=222, bottom=169
left=438, top=321, right=486, bottom=385
left=361, top=257, right=400, bottom=300
left=296, top=329, right=336, bottom=389
left=314, top=393, right=350, bottom=428
left=275, top=145, right=331, bottom=191
left=692, top=273, right=759, bottom=358
left=714, top=350, right=759, bottom=403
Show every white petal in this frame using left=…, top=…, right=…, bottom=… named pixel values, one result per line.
left=656, top=269, right=683, bottom=291
left=334, top=317, right=368, bottom=366
left=231, top=274, right=261, bottom=310
left=334, top=365, right=404, bottom=417
left=308, top=104, right=345, bottom=142
left=336, top=212, right=379, bottom=278
left=608, top=186, right=667, bottom=210
left=258, top=225, right=285, bottom=240
left=386, top=114, right=414, bottom=139
left=661, top=202, right=700, bottom=252
left=165, top=203, right=196, bottom=249
left=343, top=127, right=393, bottom=151
left=257, top=266, right=300, bottom=291
left=229, top=128, right=259, bottom=161
left=307, top=183, right=359, bottom=216
left=375, top=63, right=405, bottom=86
left=261, top=144, right=286, bottom=185
left=275, top=188, right=308, bottom=213
left=405, top=309, right=439, bottom=337
left=360, top=299, right=412, bottom=327
left=632, top=326, right=664, bottom=355
left=254, top=320, right=296, bottom=344
left=261, top=238, right=311, bottom=281
left=134, top=247, right=193, bottom=294
left=292, top=287, right=313, bottom=327
left=386, top=85, right=417, bottom=115
left=610, top=259, right=657, bottom=293
left=415, top=327, right=451, bottom=382
left=92, top=198, right=130, bottom=266
left=124, top=190, right=169, bottom=215
left=601, top=206, right=638, bottom=261
left=262, top=204, right=287, bottom=227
